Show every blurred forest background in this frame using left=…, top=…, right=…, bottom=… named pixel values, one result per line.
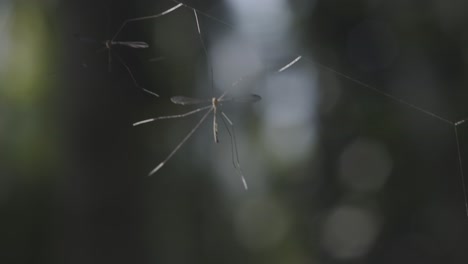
left=1, top=0, right=468, bottom=263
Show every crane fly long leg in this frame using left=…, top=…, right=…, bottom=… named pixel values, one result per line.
left=220, top=111, right=248, bottom=190
left=192, top=9, right=214, bottom=96
left=213, top=110, right=218, bottom=143
left=111, top=3, right=183, bottom=41
left=114, top=53, right=159, bottom=97
left=278, top=56, right=302, bottom=73
left=213, top=98, right=219, bottom=143
left=454, top=126, right=468, bottom=216
left=133, top=105, right=212, bottom=126
left=149, top=108, right=213, bottom=176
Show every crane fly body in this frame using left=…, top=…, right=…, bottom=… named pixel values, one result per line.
left=168, top=94, right=261, bottom=144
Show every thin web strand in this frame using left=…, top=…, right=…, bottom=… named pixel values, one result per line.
left=301, top=57, right=454, bottom=126
left=148, top=108, right=213, bottom=176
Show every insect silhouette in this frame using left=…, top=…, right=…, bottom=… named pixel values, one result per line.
left=134, top=91, right=263, bottom=189
left=132, top=4, right=301, bottom=189
left=133, top=53, right=301, bottom=189
left=76, top=3, right=183, bottom=97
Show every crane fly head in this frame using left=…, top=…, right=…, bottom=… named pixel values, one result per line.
left=212, top=97, right=219, bottom=143
left=212, top=97, right=219, bottom=108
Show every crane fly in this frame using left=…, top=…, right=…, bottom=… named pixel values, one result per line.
left=76, top=3, right=184, bottom=97
left=131, top=2, right=302, bottom=189
left=76, top=35, right=147, bottom=69
left=132, top=50, right=301, bottom=188
left=133, top=92, right=261, bottom=190
left=75, top=34, right=160, bottom=97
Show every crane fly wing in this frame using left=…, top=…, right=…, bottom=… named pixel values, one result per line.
left=220, top=94, right=262, bottom=103
left=171, top=96, right=211, bottom=105
left=232, top=94, right=261, bottom=103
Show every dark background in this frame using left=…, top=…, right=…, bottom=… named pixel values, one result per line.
left=1, top=0, right=468, bottom=263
